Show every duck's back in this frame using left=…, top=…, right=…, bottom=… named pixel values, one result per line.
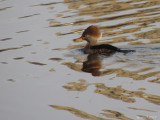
left=84, top=44, right=135, bottom=54
left=84, top=44, right=120, bottom=54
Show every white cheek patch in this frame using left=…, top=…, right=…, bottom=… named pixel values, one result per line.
left=97, top=33, right=102, bottom=41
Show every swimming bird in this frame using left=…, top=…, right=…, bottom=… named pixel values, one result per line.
left=74, top=25, right=134, bottom=54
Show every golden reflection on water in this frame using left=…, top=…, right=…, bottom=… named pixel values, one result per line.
left=50, top=0, right=160, bottom=46
left=50, top=79, right=160, bottom=120
left=63, top=80, right=160, bottom=105
left=63, top=79, right=89, bottom=91
left=50, top=105, right=133, bottom=120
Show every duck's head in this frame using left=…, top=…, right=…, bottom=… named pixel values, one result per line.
left=74, top=25, right=102, bottom=46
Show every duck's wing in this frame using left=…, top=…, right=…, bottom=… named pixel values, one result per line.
left=90, top=44, right=135, bottom=54
left=90, top=44, right=121, bottom=51
left=88, top=44, right=120, bottom=54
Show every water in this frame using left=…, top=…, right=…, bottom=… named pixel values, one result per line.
left=0, top=0, right=160, bottom=120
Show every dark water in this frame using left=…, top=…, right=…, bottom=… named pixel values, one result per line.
left=0, top=0, right=160, bottom=120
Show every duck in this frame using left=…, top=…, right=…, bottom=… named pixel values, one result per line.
left=74, top=25, right=135, bottom=54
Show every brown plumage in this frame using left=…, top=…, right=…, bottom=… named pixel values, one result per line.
left=82, top=26, right=101, bottom=38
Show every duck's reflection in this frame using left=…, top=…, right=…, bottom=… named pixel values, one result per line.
left=82, top=54, right=103, bottom=76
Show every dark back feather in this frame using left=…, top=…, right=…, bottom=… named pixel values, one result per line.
left=89, top=44, right=135, bottom=54
left=91, top=44, right=121, bottom=51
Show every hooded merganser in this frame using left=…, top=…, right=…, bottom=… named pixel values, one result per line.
left=74, top=25, right=135, bottom=54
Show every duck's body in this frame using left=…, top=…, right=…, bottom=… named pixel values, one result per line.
left=84, top=44, right=121, bottom=54
left=74, top=25, right=134, bottom=54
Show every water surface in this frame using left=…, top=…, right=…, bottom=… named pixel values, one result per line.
left=0, top=0, right=160, bottom=120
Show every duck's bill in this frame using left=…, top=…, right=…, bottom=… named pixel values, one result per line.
left=73, top=37, right=83, bottom=42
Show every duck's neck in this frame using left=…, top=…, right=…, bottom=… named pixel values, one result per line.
left=85, top=43, right=94, bottom=49
left=86, top=40, right=97, bottom=47
left=84, top=42, right=96, bottom=54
